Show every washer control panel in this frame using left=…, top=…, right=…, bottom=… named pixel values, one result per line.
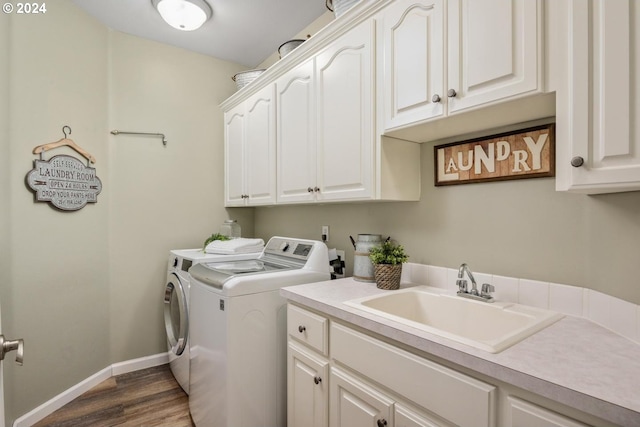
left=264, top=237, right=315, bottom=261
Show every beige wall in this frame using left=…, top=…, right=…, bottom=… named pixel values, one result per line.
left=3, top=2, right=111, bottom=423
left=255, top=137, right=640, bottom=305
left=2, top=1, right=252, bottom=423
left=106, top=29, right=253, bottom=363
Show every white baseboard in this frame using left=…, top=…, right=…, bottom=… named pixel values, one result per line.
left=111, top=352, right=168, bottom=376
left=12, top=352, right=170, bottom=427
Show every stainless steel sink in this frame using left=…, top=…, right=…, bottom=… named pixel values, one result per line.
left=345, top=286, right=563, bottom=353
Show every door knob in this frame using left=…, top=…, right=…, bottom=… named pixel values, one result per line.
left=0, top=335, right=24, bottom=365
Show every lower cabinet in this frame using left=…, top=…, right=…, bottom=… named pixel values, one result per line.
left=286, top=303, right=620, bottom=427
left=331, top=367, right=453, bottom=427
left=288, top=342, right=329, bottom=427
left=330, top=367, right=393, bottom=427
left=286, top=304, right=490, bottom=427
left=330, top=321, right=496, bottom=427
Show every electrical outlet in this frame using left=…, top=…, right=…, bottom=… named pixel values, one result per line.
left=321, top=225, right=329, bottom=242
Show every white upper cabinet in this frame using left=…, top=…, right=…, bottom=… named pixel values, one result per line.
left=224, top=84, right=277, bottom=206
left=380, top=0, right=445, bottom=130
left=315, top=20, right=374, bottom=202
left=446, top=0, right=541, bottom=113
left=224, top=102, right=246, bottom=206
left=276, top=21, right=376, bottom=204
left=224, top=0, right=457, bottom=206
left=276, top=58, right=317, bottom=204
left=380, top=0, right=546, bottom=139
left=555, top=0, right=640, bottom=194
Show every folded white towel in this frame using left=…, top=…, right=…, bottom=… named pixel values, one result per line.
left=205, top=238, right=265, bottom=254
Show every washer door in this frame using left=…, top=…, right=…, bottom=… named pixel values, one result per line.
left=164, top=273, right=188, bottom=356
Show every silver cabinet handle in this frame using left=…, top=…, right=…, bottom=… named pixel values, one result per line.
left=447, top=88, right=457, bottom=98
left=571, top=156, right=585, bottom=167
left=432, top=94, right=441, bottom=103
left=0, top=335, right=24, bottom=366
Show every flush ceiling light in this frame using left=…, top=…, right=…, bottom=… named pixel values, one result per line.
left=152, top=0, right=212, bottom=31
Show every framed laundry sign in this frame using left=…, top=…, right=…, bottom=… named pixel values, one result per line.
left=434, top=124, right=555, bottom=186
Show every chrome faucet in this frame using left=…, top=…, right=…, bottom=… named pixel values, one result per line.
left=456, top=263, right=495, bottom=302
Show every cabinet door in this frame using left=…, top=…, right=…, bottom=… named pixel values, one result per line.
left=380, top=0, right=445, bottom=131
left=288, top=343, right=329, bottom=427
left=330, top=367, right=393, bottom=427
left=277, top=59, right=317, bottom=203
left=557, top=0, right=640, bottom=193
left=447, top=0, right=541, bottom=113
left=224, top=103, right=246, bottom=206
left=244, top=85, right=277, bottom=205
left=315, top=20, right=374, bottom=202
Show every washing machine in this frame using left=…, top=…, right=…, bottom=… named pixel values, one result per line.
left=188, top=236, right=330, bottom=427
left=164, top=248, right=259, bottom=394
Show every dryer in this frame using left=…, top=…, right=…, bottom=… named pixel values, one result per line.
left=188, top=237, right=330, bottom=427
left=164, top=249, right=258, bottom=394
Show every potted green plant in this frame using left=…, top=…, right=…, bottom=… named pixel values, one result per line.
left=368, top=240, right=409, bottom=290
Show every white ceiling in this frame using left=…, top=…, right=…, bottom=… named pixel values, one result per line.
left=71, top=0, right=329, bottom=68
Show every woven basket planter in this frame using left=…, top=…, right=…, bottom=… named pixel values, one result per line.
left=374, top=264, right=402, bottom=290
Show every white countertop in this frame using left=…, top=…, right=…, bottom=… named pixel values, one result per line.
left=281, top=278, right=640, bottom=427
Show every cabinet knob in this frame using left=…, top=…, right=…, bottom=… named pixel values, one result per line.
left=298, top=325, right=306, bottom=333
left=432, top=94, right=441, bottom=103
left=447, top=89, right=457, bottom=98
left=571, top=156, right=585, bottom=167
left=377, top=419, right=388, bottom=427
left=314, top=376, right=322, bottom=385
left=307, top=187, right=314, bottom=193
left=314, top=187, right=320, bottom=192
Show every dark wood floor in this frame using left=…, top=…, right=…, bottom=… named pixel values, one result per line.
left=33, top=364, right=194, bottom=427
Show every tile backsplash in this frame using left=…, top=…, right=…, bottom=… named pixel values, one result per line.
left=401, top=263, right=640, bottom=345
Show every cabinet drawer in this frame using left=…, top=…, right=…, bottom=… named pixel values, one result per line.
left=331, top=322, right=496, bottom=427
left=288, top=304, right=328, bottom=355
left=506, top=396, right=590, bottom=427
